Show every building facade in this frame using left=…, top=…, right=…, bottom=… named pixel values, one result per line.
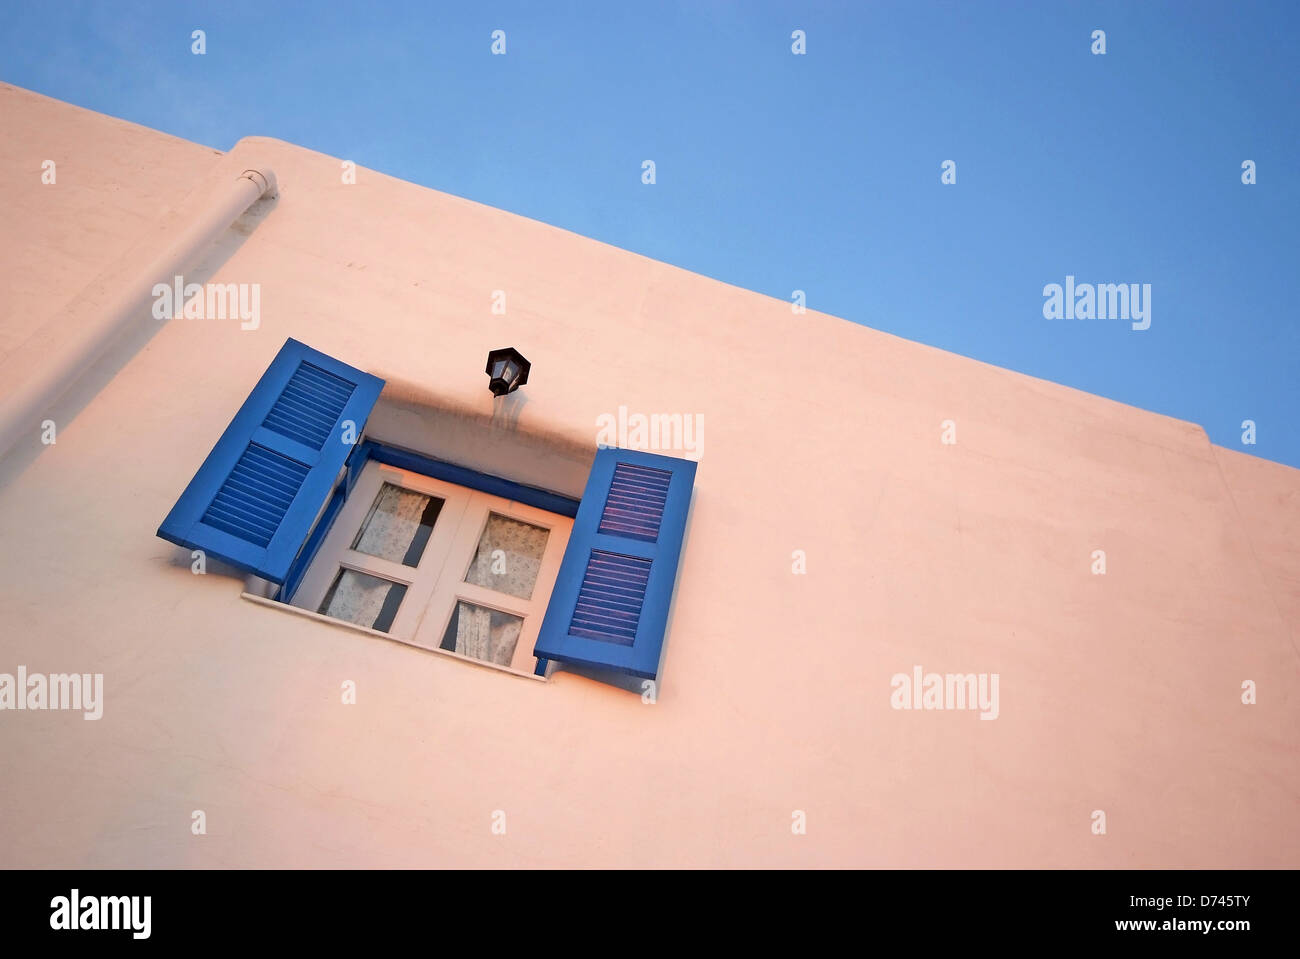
left=1, top=83, right=1297, bottom=867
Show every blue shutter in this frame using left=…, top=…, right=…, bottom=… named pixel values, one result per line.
left=157, top=338, right=384, bottom=584
left=534, top=448, right=697, bottom=680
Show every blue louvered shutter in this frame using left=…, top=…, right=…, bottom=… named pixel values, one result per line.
left=534, top=447, right=697, bottom=680
left=157, top=338, right=384, bottom=583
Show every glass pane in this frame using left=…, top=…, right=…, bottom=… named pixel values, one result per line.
left=351, top=483, right=443, bottom=567
left=463, top=513, right=550, bottom=599
left=319, top=569, right=407, bottom=633
left=440, top=601, right=524, bottom=666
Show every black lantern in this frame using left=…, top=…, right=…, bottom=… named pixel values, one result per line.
left=485, top=347, right=530, bottom=397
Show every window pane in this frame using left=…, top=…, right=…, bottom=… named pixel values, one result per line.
left=319, top=569, right=407, bottom=633
left=351, top=482, right=443, bottom=567
left=440, top=601, right=524, bottom=666
left=463, top=513, right=550, bottom=599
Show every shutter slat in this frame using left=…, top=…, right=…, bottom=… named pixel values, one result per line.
left=596, top=462, right=672, bottom=542
left=533, top=448, right=697, bottom=681
left=199, top=443, right=310, bottom=545
left=157, top=339, right=384, bottom=583
left=260, top=361, right=354, bottom=451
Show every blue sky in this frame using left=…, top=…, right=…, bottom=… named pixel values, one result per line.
left=3, top=1, right=1297, bottom=466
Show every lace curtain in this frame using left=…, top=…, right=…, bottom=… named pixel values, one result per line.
left=353, top=484, right=435, bottom=565
left=319, top=569, right=405, bottom=632
left=449, top=602, right=522, bottom=665
left=463, top=513, right=550, bottom=599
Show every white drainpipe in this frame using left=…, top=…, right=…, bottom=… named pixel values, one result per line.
left=0, top=167, right=278, bottom=465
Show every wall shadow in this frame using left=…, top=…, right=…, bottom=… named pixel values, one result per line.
left=0, top=194, right=279, bottom=491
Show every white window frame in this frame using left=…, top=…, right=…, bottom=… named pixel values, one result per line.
left=291, top=458, right=572, bottom=675
left=414, top=494, right=571, bottom=673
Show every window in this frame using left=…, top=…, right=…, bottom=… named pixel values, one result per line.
left=156, top=337, right=697, bottom=690
left=289, top=459, right=571, bottom=674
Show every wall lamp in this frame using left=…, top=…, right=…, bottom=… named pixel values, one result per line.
left=485, top=347, right=530, bottom=397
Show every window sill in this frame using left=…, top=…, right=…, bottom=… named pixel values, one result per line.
left=239, top=592, right=548, bottom=683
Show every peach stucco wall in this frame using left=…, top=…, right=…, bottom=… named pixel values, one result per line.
left=0, top=83, right=1296, bottom=867
left=0, top=84, right=221, bottom=367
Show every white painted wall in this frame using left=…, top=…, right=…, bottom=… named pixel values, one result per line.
left=1, top=84, right=1297, bottom=867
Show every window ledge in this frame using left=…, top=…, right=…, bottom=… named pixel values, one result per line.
left=239, top=592, right=548, bottom=683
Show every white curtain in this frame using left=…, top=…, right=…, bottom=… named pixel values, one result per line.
left=464, top=514, right=549, bottom=599
left=321, top=570, right=396, bottom=630
left=453, top=602, right=521, bottom=666
left=353, top=484, right=430, bottom=562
